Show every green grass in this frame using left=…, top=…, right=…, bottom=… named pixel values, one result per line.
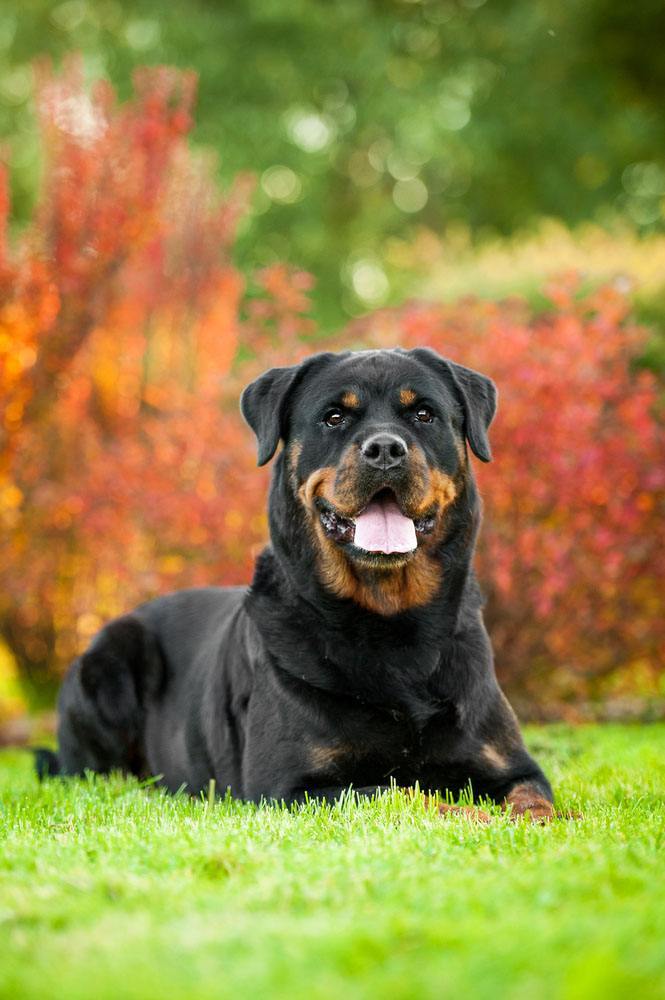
left=1, top=725, right=664, bottom=1000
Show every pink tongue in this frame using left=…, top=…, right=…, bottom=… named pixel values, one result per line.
left=353, top=498, right=417, bottom=554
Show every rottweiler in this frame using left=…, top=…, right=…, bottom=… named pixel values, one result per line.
left=39, top=348, right=554, bottom=821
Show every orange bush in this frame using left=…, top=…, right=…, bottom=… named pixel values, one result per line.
left=0, top=60, right=311, bottom=698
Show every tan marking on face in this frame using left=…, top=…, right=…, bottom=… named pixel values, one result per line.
left=297, top=469, right=443, bottom=614
left=419, top=468, right=457, bottom=514
left=404, top=451, right=458, bottom=519
left=297, top=447, right=458, bottom=615
left=481, top=744, right=508, bottom=770
left=299, top=456, right=363, bottom=517
left=454, top=435, right=466, bottom=465
left=288, top=441, right=302, bottom=490
left=313, top=527, right=443, bottom=615
left=399, top=388, right=417, bottom=406
left=341, top=391, right=360, bottom=409
left=299, top=466, right=334, bottom=513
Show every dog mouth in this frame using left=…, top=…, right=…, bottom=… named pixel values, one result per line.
left=316, top=488, right=436, bottom=559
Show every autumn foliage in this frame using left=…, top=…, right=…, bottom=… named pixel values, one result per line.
left=357, top=283, right=665, bottom=708
left=0, top=60, right=310, bottom=697
left=0, top=63, right=662, bottom=714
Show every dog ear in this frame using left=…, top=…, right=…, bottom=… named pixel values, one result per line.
left=240, top=353, right=339, bottom=466
left=240, top=364, right=301, bottom=466
left=410, top=348, right=498, bottom=462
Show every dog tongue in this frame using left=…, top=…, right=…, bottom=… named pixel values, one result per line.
left=353, top=497, right=417, bottom=554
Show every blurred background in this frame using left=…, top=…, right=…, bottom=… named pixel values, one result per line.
left=0, top=0, right=663, bottom=735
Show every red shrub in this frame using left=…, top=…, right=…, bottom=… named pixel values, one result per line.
left=356, top=281, right=664, bottom=704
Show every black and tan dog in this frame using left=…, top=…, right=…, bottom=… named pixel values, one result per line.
left=40, top=348, right=554, bottom=821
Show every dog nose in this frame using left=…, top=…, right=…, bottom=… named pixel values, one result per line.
left=361, top=432, right=408, bottom=470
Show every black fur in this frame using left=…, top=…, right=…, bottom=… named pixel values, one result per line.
left=48, top=348, right=552, bottom=810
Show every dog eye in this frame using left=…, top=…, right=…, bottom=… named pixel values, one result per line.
left=324, top=409, right=345, bottom=427
left=415, top=406, right=434, bottom=423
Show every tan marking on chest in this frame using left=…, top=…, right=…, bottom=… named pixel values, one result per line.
left=309, top=743, right=352, bottom=771
left=481, top=744, right=508, bottom=770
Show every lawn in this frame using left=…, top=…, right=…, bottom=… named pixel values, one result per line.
left=1, top=724, right=664, bottom=1000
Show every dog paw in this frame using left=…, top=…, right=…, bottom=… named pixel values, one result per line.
left=503, top=784, right=555, bottom=823
left=556, top=808, right=584, bottom=821
left=428, top=800, right=491, bottom=824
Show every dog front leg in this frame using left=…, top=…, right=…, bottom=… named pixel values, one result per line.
left=469, top=751, right=555, bottom=822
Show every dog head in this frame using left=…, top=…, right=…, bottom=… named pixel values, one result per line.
left=241, top=348, right=496, bottom=615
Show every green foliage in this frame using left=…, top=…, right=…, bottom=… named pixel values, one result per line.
left=1, top=0, right=665, bottom=327
left=1, top=724, right=665, bottom=999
